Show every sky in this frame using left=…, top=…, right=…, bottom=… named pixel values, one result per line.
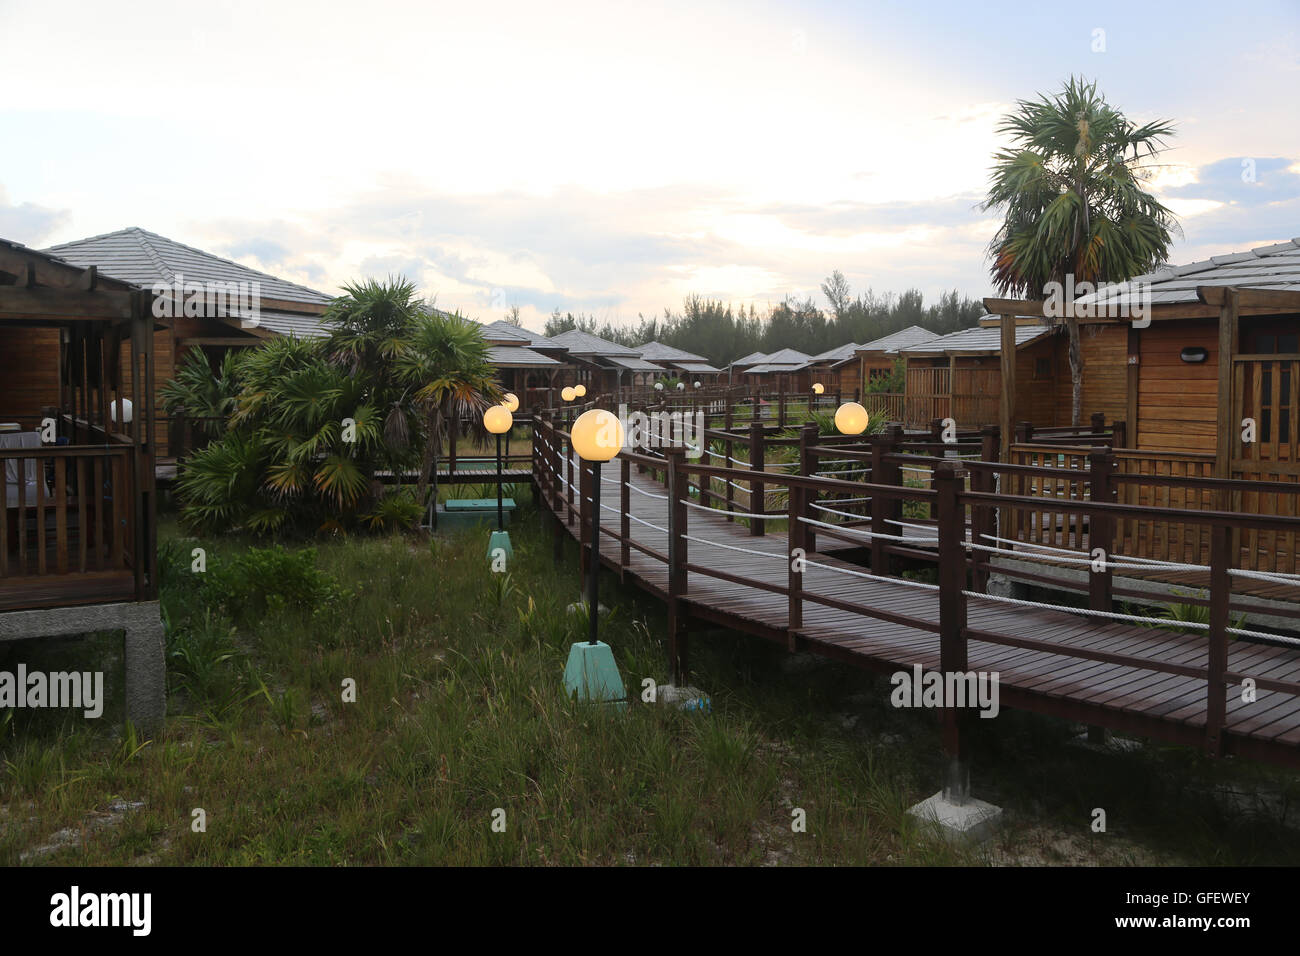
left=1, top=0, right=1297, bottom=332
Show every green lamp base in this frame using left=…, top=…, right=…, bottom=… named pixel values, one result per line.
left=563, top=641, right=626, bottom=708
left=487, top=530, right=513, bottom=566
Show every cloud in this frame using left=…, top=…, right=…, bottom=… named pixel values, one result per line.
left=0, top=186, right=70, bottom=245
left=1164, top=157, right=1300, bottom=206
left=1158, top=156, right=1300, bottom=254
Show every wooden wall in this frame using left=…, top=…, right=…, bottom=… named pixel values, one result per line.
left=1134, top=319, right=1219, bottom=454
left=1047, top=323, right=1128, bottom=427
left=0, top=326, right=60, bottom=424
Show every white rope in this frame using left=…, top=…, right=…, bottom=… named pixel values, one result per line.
left=798, top=515, right=938, bottom=544
left=809, top=502, right=874, bottom=521
left=680, top=534, right=787, bottom=560
left=960, top=589, right=1201, bottom=628
left=885, top=518, right=939, bottom=531
left=624, top=482, right=668, bottom=500
left=1229, top=567, right=1300, bottom=585
left=802, top=559, right=942, bottom=592
left=682, top=497, right=784, bottom=521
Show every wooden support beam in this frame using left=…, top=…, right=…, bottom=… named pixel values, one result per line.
left=1215, top=289, right=1239, bottom=481
left=1198, top=286, right=1300, bottom=310
left=999, top=312, right=1016, bottom=461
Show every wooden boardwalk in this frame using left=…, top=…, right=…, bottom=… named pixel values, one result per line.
left=542, top=448, right=1300, bottom=769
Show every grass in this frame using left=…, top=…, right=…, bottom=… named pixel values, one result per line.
left=2, top=502, right=1299, bottom=865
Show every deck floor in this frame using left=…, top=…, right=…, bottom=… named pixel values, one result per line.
left=545, top=456, right=1300, bottom=766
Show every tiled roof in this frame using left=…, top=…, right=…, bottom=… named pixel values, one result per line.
left=44, top=227, right=332, bottom=307
left=856, top=325, right=942, bottom=354
left=636, top=340, right=708, bottom=363
left=604, top=355, right=662, bottom=372
left=763, top=347, right=813, bottom=364
left=547, top=328, right=640, bottom=356
left=809, top=342, right=861, bottom=365
left=481, top=319, right=563, bottom=350
left=900, top=321, right=1055, bottom=355
left=1075, top=237, right=1300, bottom=310
left=488, top=345, right=562, bottom=367
left=730, top=351, right=768, bottom=367
left=675, top=361, right=722, bottom=374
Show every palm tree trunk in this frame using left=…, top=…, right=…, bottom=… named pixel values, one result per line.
left=415, top=409, right=440, bottom=530
left=1065, top=314, right=1084, bottom=427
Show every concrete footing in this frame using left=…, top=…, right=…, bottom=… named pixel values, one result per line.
left=0, top=601, right=165, bottom=735
left=908, top=791, right=1004, bottom=843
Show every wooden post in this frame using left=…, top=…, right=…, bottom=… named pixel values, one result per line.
left=971, top=424, right=999, bottom=590
left=1088, top=449, right=1115, bottom=612
left=870, top=425, right=902, bottom=575
left=778, top=382, right=787, bottom=429
left=620, top=455, right=631, bottom=574
left=1206, top=523, right=1230, bottom=756
left=550, top=418, right=564, bottom=565
left=788, top=480, right=806, bottom=641
left=799, top=423, right=818, bottom=555
left=1215, top=289, right=1239, bottom=483
left=999, top=311, right=1016, bottom=461
left=936, top=460, right=970, bottom=803
left=724, top=410, right=735, bottom=522
left=749, top=421, right=766, bottom=536
left=1090, top=411, right=1105, bottom=435
left=1112, top=420, right=1127, bottom=450
left=1015, top=421, right=1034, bottom=444
left=665, top=446, right=689, bottom=683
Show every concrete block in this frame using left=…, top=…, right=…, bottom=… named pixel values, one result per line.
left=909, top=791, right=1003, bottom=843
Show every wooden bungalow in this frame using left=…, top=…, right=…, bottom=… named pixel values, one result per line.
left=855, top=325, right=940, bottom=385
left=0, top=238, right=164, bottom=730
left=985, top=236, right=1300, bottom=478
left=740, top=347, right=815, bottom=391
left=635, top=340, right=724, bottom=384
left=897, top=320, right=1058, bottom=429
left=546, top=328, right=661, bottom=395
left=41, top=228, right=334, bottom=457
left=727, top=350, right=768, bottom=384
left=806, top=342, right=861, bottom=396
left=479, top=320, right=567, bottom=408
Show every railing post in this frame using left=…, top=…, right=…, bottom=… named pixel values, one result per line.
left=935, top=459, right=971, bottom=804
left=619, top=455, right=631, bottom=573
left=1112, top=420, right=1127, bottom=450
left=972, top=424, right=999, bottom=589
left=748, top=421, right=766, bottom=537
left=1015, top=420, right=1033, bottom=445
left=1206, top=523, right=1230, bottom=757
left=788, top=479, right=806, bottom=643
left=665, top=446, right=689, bottom=684
left=1090, top=411, right=1105, bottom=435
left=869, top=424, right=902, bottom=575
left=1088, top=449, right=1115, bottom=612
left=778, top=382, right=787, bottom=429
left=724, top=414, right=735, bottom=522
left=565, top=426, right=575, bottom=527
left=799, top=423, right=818, bottom=555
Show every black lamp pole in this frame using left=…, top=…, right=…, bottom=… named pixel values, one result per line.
left=588, top=458, right=601, bottom=645
left=496, top=431, right=504, bottom=531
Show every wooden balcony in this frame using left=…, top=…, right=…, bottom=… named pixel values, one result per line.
left=0, top=442, right=145, bottom=612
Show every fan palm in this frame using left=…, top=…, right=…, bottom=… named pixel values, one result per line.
left=981, top=76, right=1180, bottom=425
left=397, top=310, right=501, bottom=528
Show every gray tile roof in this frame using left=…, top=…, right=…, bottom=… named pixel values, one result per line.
left=44, top=227, right=333, bottom=307
left=810, top=342, right=862, bottom=364
left=250, top=310, right=330, bottom=340
left=763, top=347, right=813, bottom=364
left=856, top=325, right=942, bottom=355
left=488, top=345, right=562, bottom=367
left=481, top=319, right=564, bottom=350
left=675, top=361, right=722, bottom=374
left=730, top=351, right=769, bottom=367
left=547, top=328, right=640, bottom=356
left=1075, top=237, right=1300, bottom=310
left=900, top=321, right=1055, bottom=355
left=636, top=340, right=708, bottom=363
left=604, top=355, right=662, bottom=372
left=478, top=321, right=533, bottom=345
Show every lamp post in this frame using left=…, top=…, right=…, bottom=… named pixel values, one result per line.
left=561, top=385, right=576, bottom=430
left=483, top=403, right=514, bottom=564
left=563, top=408, right=627, bottom=704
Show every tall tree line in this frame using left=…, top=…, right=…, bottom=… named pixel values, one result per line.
left=541, top=272, right=986, bottom=366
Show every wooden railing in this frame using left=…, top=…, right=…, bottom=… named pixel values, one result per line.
left=1, top=444, right=142, bottom=610
left=530, top=412, right=1300, bottom=764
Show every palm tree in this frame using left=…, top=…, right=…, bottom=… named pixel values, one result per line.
left=397, top=310, right=501, bottom=529
left=982, top=76, right=1180, bottom=425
